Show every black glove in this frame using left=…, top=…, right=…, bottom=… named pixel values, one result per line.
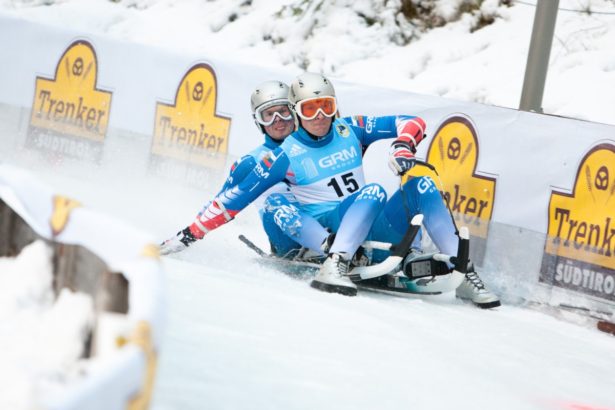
left=159, top=227, right=197, bottom=255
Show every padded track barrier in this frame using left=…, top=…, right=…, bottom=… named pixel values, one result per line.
left=0, top=164, right=165, bottom=410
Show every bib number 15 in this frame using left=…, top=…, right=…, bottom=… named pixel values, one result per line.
left=327, top=172, right=359, bottom=197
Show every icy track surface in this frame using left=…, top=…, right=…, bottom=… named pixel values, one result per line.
left=18, top=159, right=615, bottom=410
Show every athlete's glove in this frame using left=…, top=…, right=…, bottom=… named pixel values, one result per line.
left=388, top=140, right=417, bottom=176
left=159, top=227, right=198, bottom=255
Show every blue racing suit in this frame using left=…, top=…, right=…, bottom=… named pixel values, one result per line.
left=188, top=115, right=457, bottom=261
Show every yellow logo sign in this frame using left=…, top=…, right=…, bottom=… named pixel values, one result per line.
left=151, top=64, right=231, bottom=168
left=409, top=115, right=496, bottom=239
left=30, top=40, right=112, bottom=142
left=50, top=195, right=82, bottom=237
left=545, top=144, right=615, bottom=270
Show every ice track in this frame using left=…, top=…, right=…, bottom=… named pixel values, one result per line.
left=14, top=154, right=612, bottom=410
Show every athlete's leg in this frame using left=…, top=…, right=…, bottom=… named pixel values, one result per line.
left=310, top=183, right=387, bottom=296
left=326, top=183, right=388, bottom=259
left=370, top=177, right=500, bottom=307
left=373, top=176, right=457, bottom=256
left=262, top=193, right=329, bottom=255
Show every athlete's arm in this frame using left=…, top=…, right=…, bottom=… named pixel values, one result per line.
left=346, top=115, right=426, bottom=148
left=191, top=148, right=290, bottom=236
left=217, top=155, right=257, bottom=194
left=160, top=148, right=290, bottom=254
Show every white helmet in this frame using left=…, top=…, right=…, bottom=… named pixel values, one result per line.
left=250, top=80, right=293, bottom=132
left=251, top=80, right=289, bottom=112
left=288, top=72, right=336, bottom=106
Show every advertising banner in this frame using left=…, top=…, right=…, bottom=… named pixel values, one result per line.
left=28, top=40, right=112, bottom=162
left=541, top=143, right=615, bottom=303
left=1, top=13, right=615, bottom=314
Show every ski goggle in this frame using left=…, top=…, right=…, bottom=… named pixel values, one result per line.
left=254, top=101, right=294, bottom=126
left=295, top=96, right=337, bottom=120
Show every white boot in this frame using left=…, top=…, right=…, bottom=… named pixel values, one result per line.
left=456, top=268, right=500, bottom=309
left=311, top=253, right=357, bottom=296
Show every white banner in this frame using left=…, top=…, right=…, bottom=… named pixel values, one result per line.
left=1, top=13, right=614, bottom=310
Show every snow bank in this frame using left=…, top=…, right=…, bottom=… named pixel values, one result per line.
left=0, top=164, right=165, bottom=410
left=1, top=0, right=614, bottom=125
left=0, top=241, right=93, bottom=410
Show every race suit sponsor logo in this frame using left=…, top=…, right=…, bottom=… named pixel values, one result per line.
left=417, top=176, right=437, bottom=195
left=254, top=162, right=270, bottom=179
left=50, top=195, right=82, bottom=237
left=151, top=63, right=231, bottom=170
left=318, top=146, right=358, bottom=169
left=406, top=114, right=496, bottom=264
left=541, top=144, right=615, bottom=301
left=365, top=117, right=375, bottom=133
left=273, top=204, right=302, bottom=236
left=289, top=144, right=307, bottom=157
left=336, top=123, right=350, bottom=137
left=357, top=184, right=386, bottom=202
left=28, top=40, right=112, bottom=162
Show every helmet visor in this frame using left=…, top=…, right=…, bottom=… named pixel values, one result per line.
left=295, top=97, right=337, bottom=120
left=255, top=101, right=293, bottom=126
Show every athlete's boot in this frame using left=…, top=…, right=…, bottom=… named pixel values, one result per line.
left=311, top=253, right=357, bottom=296
left=456, top=265, right=500, bottom=309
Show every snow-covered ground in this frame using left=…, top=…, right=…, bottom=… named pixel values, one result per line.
left=2, top=0, right=615, bottom=409
left=1, top=0, right=614, bottom=125
left=0, top=241, right=93, bottom=410
left=7, top=156, right=611, bottom=410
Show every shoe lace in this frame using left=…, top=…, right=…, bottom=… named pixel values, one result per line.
left=331, top=253, right=350, bottom=276
left=465, top=270, right=485, bottom=290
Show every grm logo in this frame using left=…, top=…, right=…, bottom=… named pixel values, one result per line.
left=319, top=146, right=358, bottom=168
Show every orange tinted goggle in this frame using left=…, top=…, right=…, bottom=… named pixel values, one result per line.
left=295, top=97, right=337, bottom=120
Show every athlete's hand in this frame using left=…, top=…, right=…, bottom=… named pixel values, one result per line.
left=388, top=141, right=416, bottom=176
left=159, top=227, right=196, bottom=255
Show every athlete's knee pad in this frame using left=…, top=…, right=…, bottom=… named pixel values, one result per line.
left=263, top=193, right=302, bottom=236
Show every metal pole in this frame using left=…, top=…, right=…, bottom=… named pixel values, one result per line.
left=519, top=0, right=559, bottom=113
